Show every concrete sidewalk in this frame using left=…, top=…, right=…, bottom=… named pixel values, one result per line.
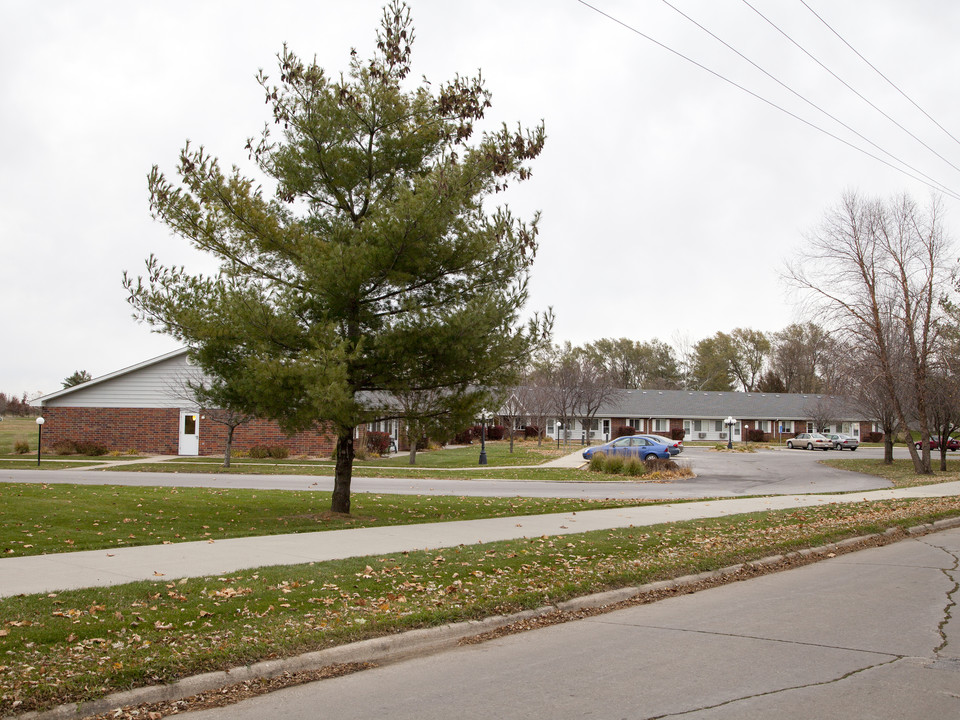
left=4, top=481, right=960, bottom=598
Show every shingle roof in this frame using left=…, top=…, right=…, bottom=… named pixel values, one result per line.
left=597, top=389, right=865, bottom=421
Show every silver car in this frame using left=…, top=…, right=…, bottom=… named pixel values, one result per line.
left=826, top=433, right=859, bottom=451
left=786, top=433, right=833, bottom=451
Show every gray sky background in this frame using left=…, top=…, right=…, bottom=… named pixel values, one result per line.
left=4, top=0, right=960, bottom=397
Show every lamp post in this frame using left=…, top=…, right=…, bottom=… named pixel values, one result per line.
left=556, top=421, right=563, bottom=449
left=478, top=410, right=488, bottom=465
left=725, top=416, right=736, bottom=450
left=36, top=416, right=45, bottom=466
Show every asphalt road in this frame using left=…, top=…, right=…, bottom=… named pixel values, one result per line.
left=0, top=447, right=893, bottom=499
left=182, top=527, right=960, bottom=720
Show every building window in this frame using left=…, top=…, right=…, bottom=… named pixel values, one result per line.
left=547, top=418, right=555, bottom=435
left=693, top=420, right=702, bottom=432
left=653, top=419, right=668, bottom=432
left=714, top=420, right=724, bottom=432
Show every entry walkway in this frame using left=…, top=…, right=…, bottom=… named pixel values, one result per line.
left=3, top=481, right=959, bottom=598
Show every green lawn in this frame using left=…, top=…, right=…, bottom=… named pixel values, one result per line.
left=824, top=457, right=960, bottom=487
left=0, top=460, right=105, bottom=470
left=0, top=416, right=39, bottom=454
left=3, top=495, right=960, bottom=715
left=0, top=483, right=649, bottom=557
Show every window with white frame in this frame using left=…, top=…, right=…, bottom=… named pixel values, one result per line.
left=714, top=420, right=724, bottom=432
left=693, top=420, right=702, bottom=432
left=653, top=419, right=668, bottom=432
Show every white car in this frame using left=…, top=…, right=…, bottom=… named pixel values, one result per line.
left=786, top=433, right=832, bottom=451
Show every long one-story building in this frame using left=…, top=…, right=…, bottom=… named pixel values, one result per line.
left=534, top=388, right=874, bottom=445
left=36, top=348, right=877, bottom=456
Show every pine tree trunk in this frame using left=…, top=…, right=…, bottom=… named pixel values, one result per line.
left=332, top=430, right=354, bottom=514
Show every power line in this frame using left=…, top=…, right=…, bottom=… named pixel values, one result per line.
left=798, top=0, right=960, bottom=151
left=574, top=0, right=960, bottom=201
left=660, top=0, right=960, bottom=198
left=741, top=0, right=960, bottom=177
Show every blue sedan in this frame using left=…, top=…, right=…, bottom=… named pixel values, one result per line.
left=582, top=435, right=673, bottom=461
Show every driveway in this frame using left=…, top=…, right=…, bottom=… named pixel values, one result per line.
left=0, top=447, right=891, bottom=499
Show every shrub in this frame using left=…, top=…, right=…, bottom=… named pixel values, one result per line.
left=613, top=425, right=636, bottom=439
left=645, top=456, right=678, bottom=472
left=248, top=446, right=270, bottom=459
left=603, top=454, right=624, bottom=474
left=74, top=440, right=108, bottom=456
left=366, top=431, right=392, bottom=456
left=524, top=425, right=540, bottom=439
left=353, top=447, right=368, bottom=461
left=624, top=457, right=646, bottom=477
left=14, top=440, right=29, bottom=454
left=268, top=445, right=289, bottom=459
left=453, top=427, right=473, bottom=445
left=588, top=451, right=606, bottom=472
left=486, top=425, right=505, bottom=441
left=52, top=440, right=78, bottom=455
left=746, top=428, right=766, bottom=443
left=670, top=427, right=685, bottom=441
left=864, top=432, right=884, bottom=443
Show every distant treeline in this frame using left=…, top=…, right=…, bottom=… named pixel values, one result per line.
left=0, top=392, right=38, bottom=416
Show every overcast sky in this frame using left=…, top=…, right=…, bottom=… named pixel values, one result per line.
left=4, top=0, right=960, bottom=398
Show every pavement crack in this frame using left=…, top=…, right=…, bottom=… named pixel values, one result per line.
left=590, top=618, right=898, bottom=658
left=918, top=538, right=960, bottom=657
left=643, top=656, right=903, bottom=719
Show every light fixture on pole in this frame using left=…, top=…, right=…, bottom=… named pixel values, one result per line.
left=478, top=410, right=488, bottom=465
left=36, top=416, right=45, bottom=466
left=725, top=416, right=736, bottom=450
left=556, top=421, right=563, bottom=449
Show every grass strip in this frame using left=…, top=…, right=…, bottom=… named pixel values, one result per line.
left=0, top=483, right=647, bottom=557
left=0, top=461, right=103, bottom=470
left=2, top=496, right=960, bottom=714
left=823, top=457, right=960, bottom=487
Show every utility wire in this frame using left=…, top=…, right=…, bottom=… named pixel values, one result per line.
left=799, top=0, right=960, bottom=151
left=661, top=0, right=960, bottom=198
left=575, top=0, right=960, bottom=201
left=742, top=0, right=960, bottom=177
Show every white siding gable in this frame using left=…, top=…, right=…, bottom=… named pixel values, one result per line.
left=41, top=350, right=206, bottom=409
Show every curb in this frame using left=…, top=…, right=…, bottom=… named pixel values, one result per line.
left=16, top=515, right=960, bottom=720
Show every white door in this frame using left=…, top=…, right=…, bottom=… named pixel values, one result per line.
left=178, top=410, right=200, bottom=456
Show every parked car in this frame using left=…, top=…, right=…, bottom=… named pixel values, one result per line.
left=786, top=433, right=833, bottom=451
left=582, top=435, right=673, bottom=461
left=914, top=437, right=960, bottom=451
left=826, top=433, right=859, bottom=451
left=636, top=434, right=683, bottom=455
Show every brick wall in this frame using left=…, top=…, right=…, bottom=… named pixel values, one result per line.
left=200, top=416, right=337, bottom=456
left=41, top=407, right=181, bottom=454
left=40, top=407, right=340, bottom=457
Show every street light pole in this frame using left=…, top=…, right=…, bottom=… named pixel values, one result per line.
left=725, top=415, right=736, bottom=450
left=36, top=416, right=45, bottom=466
left=478, top=411, right=488, bottom=465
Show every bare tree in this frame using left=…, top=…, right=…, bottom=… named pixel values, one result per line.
left=787, top=191, right=950, bottom=474
left=803, top=396, right=841, bottom=433
left=167, top=363, right=253, bottom=468
left=514, top=372, right=553, bottom=446
left=926, top=373, right=960, bottom=471
left=572, top=353, right=623, bottom=446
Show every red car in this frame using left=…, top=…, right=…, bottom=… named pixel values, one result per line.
left=914, top=438, right=960, bottom=451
